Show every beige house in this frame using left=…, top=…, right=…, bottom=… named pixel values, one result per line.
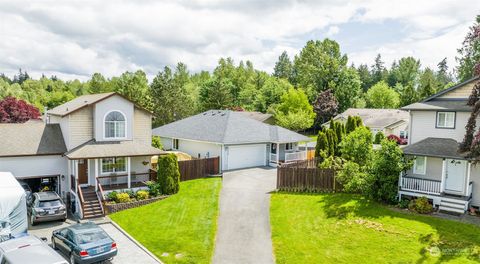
left=0, top=93, right=162, bottom=219
left=327, top=108, right=409, bottom=139
left=400, top=77, right=480, bottom=213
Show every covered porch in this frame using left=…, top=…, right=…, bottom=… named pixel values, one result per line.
left=269, top=141, right=308, bottom=166
left=400, top=137, right=473, bottom=213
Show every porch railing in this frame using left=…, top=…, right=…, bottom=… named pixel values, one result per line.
left=96, top=172, right=154, bottom=191
left=400, top=176, right=441, bottom=195
left=270, top=153, right=277, bottom=163
left=76, top=179, right=85, bottom=218
left=95, top=177, right=105, bottom=216
left=285, top=151, right=307, bottom=162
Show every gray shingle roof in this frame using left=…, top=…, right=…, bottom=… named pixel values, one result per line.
left=401, top=100, right=471, bottom=112
left=65, top=140, right=164, bottom=159
left=48, top=92, right=116, bottom=116
left=333, top=108, right=409, bottom=128
left=236, top=111, right=273, bottom=122
left=152, top=110, right=310, bottom=144
left=402, top=137, right=464, bottom=159
left=0, top=121, right=67, bottom=157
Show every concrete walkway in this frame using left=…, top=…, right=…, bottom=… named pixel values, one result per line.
left=213, top=167, right=276, bottom=264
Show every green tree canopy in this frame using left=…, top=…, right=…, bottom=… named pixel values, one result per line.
left=274, top=88, right=315, bottom=131
left=366, top=81, right=400, bottom=108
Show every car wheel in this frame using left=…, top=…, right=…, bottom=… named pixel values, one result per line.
left=70, top=254, right=76, bottom=264
left=51, top=238, right=57, bottom=250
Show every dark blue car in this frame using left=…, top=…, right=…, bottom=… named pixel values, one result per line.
left=51, top=222, right=117, bottom=264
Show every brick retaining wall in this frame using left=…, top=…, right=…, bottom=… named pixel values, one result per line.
left=105, top=195, right=168, bottom=214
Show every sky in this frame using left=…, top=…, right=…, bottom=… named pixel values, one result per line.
left=0, top=0, right=479, bottom=81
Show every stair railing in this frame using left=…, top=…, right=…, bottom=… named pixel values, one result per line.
left=96, top=177, right=106, bottom=216
left=77, top=179, right=85, bottom=218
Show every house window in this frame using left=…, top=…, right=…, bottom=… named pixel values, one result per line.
left=399, top=131, right=408, bottom=139
left=436, top=112, right=455, bottom=129
left=285, top=143, right=293, bottom=151
left=101, top=157, right=127, bottom=174
left=105, top=111, right=126, bottom=138
left=173, top=139, right=179, bottom=150
left=413, top=156, right=426, bottom=175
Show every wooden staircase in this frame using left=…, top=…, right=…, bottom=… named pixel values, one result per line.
left=80, top=186, right=104, bottom=219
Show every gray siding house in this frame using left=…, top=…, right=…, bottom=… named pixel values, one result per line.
left=0, top=93, right=162, bottom=219
left=400, top=77, right=480, bottom=213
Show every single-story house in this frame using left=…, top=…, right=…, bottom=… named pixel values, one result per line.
left=326, top=108, right=409, bottom=138
left=153, top=110, right=310, bottom=171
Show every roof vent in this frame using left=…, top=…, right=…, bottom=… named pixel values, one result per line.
left=66, top=107, right=69, bottom=112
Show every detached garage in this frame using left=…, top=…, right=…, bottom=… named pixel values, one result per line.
left=0, top=121, right=68, bottom=198
left=153, top=110, right=310, bottom=171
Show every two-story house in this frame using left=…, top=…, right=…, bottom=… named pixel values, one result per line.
left=0, top=92, right=162, bottom=218
left=399, top=77, right=480, bottom=214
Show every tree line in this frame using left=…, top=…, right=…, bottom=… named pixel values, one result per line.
left=1, top=15, right=478, bottom=130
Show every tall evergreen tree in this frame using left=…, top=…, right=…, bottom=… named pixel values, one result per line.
left=418, top=68, right=439, bottom=99
left=273, top=51, right=293, bottom=80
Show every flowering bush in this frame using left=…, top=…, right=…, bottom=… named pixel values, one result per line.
left=115, top=193, right=131, bottom=203
left=136, top=190, right=149, bottom=200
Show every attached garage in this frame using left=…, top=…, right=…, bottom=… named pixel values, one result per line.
left=225, top=144, right=266, bottom=170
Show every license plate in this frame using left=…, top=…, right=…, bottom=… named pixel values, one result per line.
left=48, top=210, right=55, bottom=215
left=95, top=247, right=105, bottom=254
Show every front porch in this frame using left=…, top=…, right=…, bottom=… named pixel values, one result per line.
left=269, top=142, right=308, bottom=166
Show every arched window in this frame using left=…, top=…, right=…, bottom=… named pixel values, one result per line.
left=104, top=111, right=126, bottom=138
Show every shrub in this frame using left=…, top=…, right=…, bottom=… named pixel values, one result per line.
left=374, top=132, right=385, bottom=144
left=408, top=197, right=433, bottom=214
left=136, top=190, right=149, bottom=200
left=116, top=192, right=131, bottom=203
left=398, top=198, right=410, bottom=209
left=107, top=191, right=118, bottom=202
left=125, top=189, right=135, bottom=198
left=340, top=126, right=373, bottom=167
left=146, top=181, right=160, bottom=196
left=336, top=161, right=373, bottom=194
left=157, top=154, right=180, bottom=195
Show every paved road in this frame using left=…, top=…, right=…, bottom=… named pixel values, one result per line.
left=213, top=167, right=276, bottom=264
left=28, top=217, right=160, bottom=264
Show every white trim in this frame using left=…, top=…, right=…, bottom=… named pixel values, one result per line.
left=413, top=156, right=427, bottom=175
left=95, top=159, right=99, bottom=192
left=465, top=161, right=471, bottom=195
left=440, top=159, right=446, bottom=192
left=103, top=110, right=127, bottom=140
left=436, top=111, right=455, bottom=128
left=127, top=157, right=131, bottom=189
left=100, top=157, right=128, bottom=175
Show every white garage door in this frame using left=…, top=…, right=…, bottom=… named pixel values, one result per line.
left=226, top=144, right=266, bottom=170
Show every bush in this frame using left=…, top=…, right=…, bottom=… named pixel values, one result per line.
left=336, top=161, right=373, bottom=194
left=116, top=192, right=131, bottom=203
left=157, top=154, right=180, bottom=195
left=146, top=181, right=160, bottom=196
left=136, top=190, right=149, bottom=200
left=374, top=132, right=385, bottom=144
left=398, top=198, right=410, bottom=209
left=125, top=189, right=135, bottom=198
left=107, top=191, right=118, bottom=202
left=408, top=197, right=433, bottom=214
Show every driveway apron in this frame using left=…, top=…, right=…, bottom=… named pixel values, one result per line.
left=213, top=167, right=276, bottom=264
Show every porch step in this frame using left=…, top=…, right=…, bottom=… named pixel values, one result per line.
left=439, top=199, right=468, bottom=214
left=79, top=187, right=104, bottom=219
left=438, top=205, right=465, bottom=214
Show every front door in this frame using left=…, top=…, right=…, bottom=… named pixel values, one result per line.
left=78, top=159, right=88, bottom=185
left=445, top=159, right=466, bottom=194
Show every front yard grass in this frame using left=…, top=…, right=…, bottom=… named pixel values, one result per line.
left=270, top=192, right=480, bottom=263
left=110, top=178, right=221, bottom=264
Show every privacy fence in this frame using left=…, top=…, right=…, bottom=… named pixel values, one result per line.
left=277, top=158, right=342, bottom=192
left=178, top=156, right=220, bottom=181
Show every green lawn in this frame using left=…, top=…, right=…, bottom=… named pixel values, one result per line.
left=110, top=178, right=221, bottom=264
left=271, top=193, right=480, bottom=264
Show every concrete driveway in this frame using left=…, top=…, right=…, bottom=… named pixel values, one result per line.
left=28, top=217, right=160, bottom=264
left=213, top=167, right=276, bottom=264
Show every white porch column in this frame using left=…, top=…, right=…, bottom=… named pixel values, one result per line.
left=95, top=159, right=99, bottom=192
left=276, top=143, right=280, bottom=165
left=466, top=161, right=472, bottom=195
left=440, top=158, right=446, bottom=193
left=127, top=157, right=131, bottom=188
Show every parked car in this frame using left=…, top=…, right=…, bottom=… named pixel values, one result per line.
left=0, top=234, right=68, bottom=264
left=51, top=222, right=117, bottom=264
left=387, top=134, right=408, bottom=145
left=17, top=180, right=33, bottom=204
left=28, top=192, right=66, bottom=226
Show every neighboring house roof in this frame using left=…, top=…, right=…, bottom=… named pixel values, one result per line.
left=332, top=108, right=409, bottom=129
left=47, top=92, right=151, bottom=117
left=0, top=121, right=67, bottom=157
left=236, top=111, right=273, bottom=123
left=152, top=110, right=310, bottom=144
left=401, top=100, right=471, bottom=112
left=421, top=76, right=479, bottom=102
left=402, top=137, right=464, bottom=159
left=64, top=140, right=164, bottom=159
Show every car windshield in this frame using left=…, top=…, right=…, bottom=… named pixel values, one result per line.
left=38, top=200, right=62, bottom=207
left=75, top=231, right=109, bottom=244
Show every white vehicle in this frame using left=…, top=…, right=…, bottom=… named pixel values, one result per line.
left=0, top=235, right=68, bottom=264
left=0, top=172, right=27, bottom=242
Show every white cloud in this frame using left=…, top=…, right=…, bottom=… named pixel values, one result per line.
left=0, top=0, right=478, bottom=79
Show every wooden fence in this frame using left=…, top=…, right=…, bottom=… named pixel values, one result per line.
left=277, top=158, right=341, bottom=192
left=178, top=156, right=220, bottom=181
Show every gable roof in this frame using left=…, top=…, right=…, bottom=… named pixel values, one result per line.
left=421, top=76, right=479, bottom=102
left=333, top=108, right=409, bottom=129
left=152, top=110, right=310, bottom=144
left=47, top=92, right=151, bottom=117
left=0, top=121, right=67, bottom=157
